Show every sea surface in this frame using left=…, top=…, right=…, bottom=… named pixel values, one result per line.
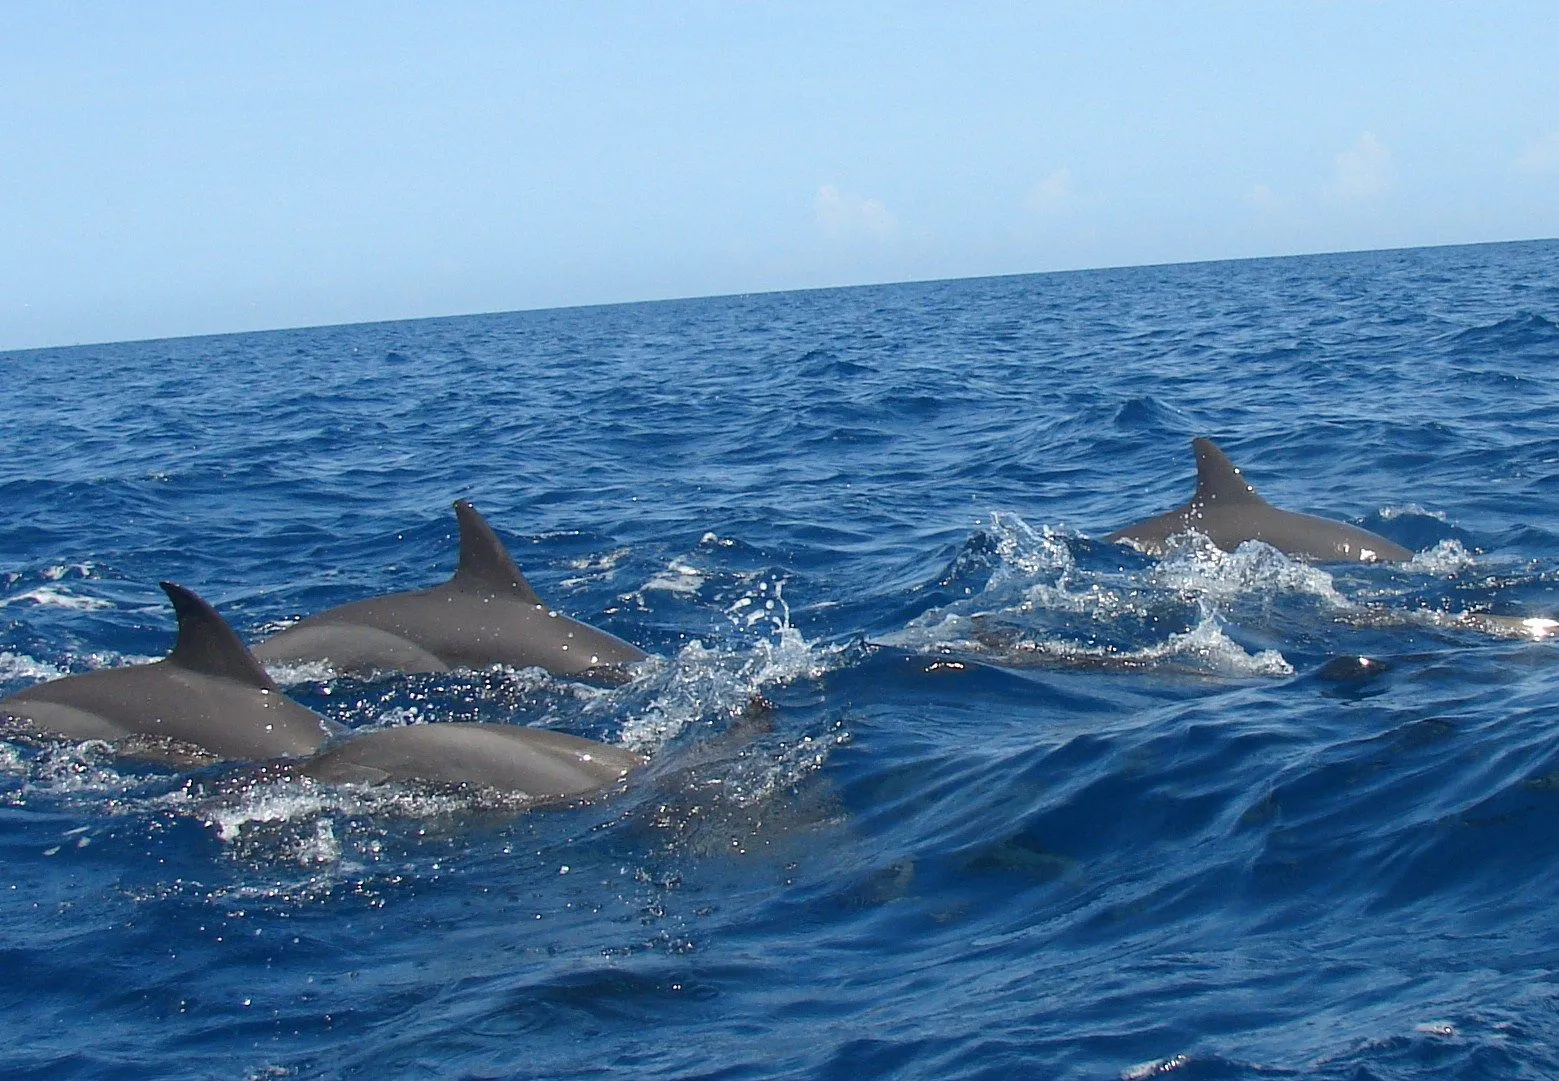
left=3, top=239, right=1559, bottom=1081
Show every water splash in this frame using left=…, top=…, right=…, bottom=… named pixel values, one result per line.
left=1151, top=533, right=1351, bottom=608
left=885, top=514, right=1302, bottom=677
left=0, top=651, right=69, bottom=684
left=1405, top=538, right=1477, bottom=575
left=616, top=577, right=836, bottom=752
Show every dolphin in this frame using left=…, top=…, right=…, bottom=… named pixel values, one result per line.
left=0, top=582, right=339, bottom=761
left=1107, top=437, right=1414, bottom=563
left=252, top=501, right=648, bottom=681
left=1, top=580, right=644, bottom=799
left=300, top=722, right=644, bottom=797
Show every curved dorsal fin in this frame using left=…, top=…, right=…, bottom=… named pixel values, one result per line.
left=450, top=501, right=543, bottom=603
left=161, top=581, right=280, bottom=689
left=1191, top=438, right=1263, bottom=505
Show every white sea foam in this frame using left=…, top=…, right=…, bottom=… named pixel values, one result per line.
left=19, top=742, right=140, bottom=796
left=897, top=607, right=1291, bottom=678
left=1405, top=538, right=1477, bottom=575
left=251, top=617, right=300, bottom=636
left=200, top=774, right=479, bottom=858
left=207, top=784, right=340, bottom=843
left=642, top=560, right=707, bottom=595
left=986, top=512, right=1349, bottom=610
left=293, top=817, right=344, bottom=867
left=1121, top=1054, right=1190, bottom=1080
left=986, top=511, right=1078, bottom=581
left=890, top=519, right=1301, bottom=678
left=1378, top=503, right=1449, bottom=523
left=82, top=652, right=160, bottom=669
left=377, top=705, right=428, bottom=727
left=41, top=563, right=94, bottom=581
left=1418, top=608, right=1557, bottom=640
left=0, top=586, right=114, bottom=610
left=564, top=546, right=631, bottom=573
left=560, top=546, right=633, bottom=587
left=262, top=660, right=341, bottom=685
left=1151, top=534, right=1351, bottom=608
left=0, top=741, right=27, bottom=775
left=617, top=579, right=837, bottom=752
left=0, top=651, right=69, bottom=683
left=1110, top=610, right=1293, bottom=677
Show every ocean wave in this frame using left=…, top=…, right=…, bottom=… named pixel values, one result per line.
left=6, top=241, right=1559, bottom=1079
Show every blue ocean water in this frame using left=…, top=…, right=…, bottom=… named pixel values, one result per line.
left=3, top=239, right=1559, bottom=1080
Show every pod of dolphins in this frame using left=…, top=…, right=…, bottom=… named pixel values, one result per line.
left=0, top=438, right=1536, bottom=807
left=0, top=502, right=645, bottom=804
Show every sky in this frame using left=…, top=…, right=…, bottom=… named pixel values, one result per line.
left=1, top=2, right=1555, bottom=352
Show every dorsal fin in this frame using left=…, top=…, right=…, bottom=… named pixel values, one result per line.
left=450, top=501, right=543, bottom=603
left=1191, top=438, right=1263, bottom=505
left=161, top=581, right=280, bottom=689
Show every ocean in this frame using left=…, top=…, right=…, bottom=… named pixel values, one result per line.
left=2, top=238, right=1558, bottom=1080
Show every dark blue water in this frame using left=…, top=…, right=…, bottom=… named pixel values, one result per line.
left=4, top=240, right=1559, bottom=1080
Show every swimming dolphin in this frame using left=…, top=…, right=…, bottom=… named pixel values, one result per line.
left=252, top=501, right=648, bottom=681
left=1107, top=438, right=1414, bottom=563
left=0, top=582, right=339, bottom=761
left=301, top=722, right=644, bottom=797
left=2, top=580, right=644, bottom=799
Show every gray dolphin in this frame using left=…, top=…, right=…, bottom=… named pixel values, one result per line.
left=301, top=722, right=644, bottom=797
left=1107, top=438, right=1414, bottom=563
left=2, top=580, right=643, bottom=799
left=0, top=581, right=338, bottom=761
left=252, top=501, right=648, bottom=680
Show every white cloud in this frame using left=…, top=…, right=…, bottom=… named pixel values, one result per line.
left=814, top=184, right=897, bottom=239
left=1516, top=131, right=1559, bottom=174
left=1024, top=168, right=1073, bottom=214
left=1328, top=131, right=1393, bottom=202
left=1243, top=183, right=1278, bottom=207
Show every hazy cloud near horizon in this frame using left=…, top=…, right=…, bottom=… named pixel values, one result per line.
left=814, top=185, right=899, bottom=242
left=1516, top=132, right=1559, bottom=175
left=1328, top=133, right=1395, bottom=204
left=1024, top=169, right=1075, bottom=217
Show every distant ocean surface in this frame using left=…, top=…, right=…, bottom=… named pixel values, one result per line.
left=4, top=239, right=1559, bottom=1081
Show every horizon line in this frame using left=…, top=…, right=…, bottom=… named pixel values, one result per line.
left=5, top=234, right=1554, bottom=357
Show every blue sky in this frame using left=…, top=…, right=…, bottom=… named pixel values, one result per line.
left=2, top=2, right=1555, bottom=351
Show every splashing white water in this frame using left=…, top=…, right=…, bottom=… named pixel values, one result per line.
left=888, top=604, right=1293, bottom=678
left=1151, top=534, right=1351, bottom=609
left=0, top=651, right=69, bottom=684
left=617, top=578, right=835, bottom=752
left=262, top=659, right=341, bottom=686
left=882, top=514, right=1357, bottom=677
left=987, top=511, right=1078, bottom=582
left=1405, top=539, right=1477, bottom=575
left=1377, top=503, right=1450, bottom=523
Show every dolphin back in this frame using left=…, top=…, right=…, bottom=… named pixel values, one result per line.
left=1, top=583, right=336, bottom=761
left=301, top=722, right=644, bottom=797
left=1107, top=437, right=1414, bottom=563
left=253, top=501, right=647, bottom=678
